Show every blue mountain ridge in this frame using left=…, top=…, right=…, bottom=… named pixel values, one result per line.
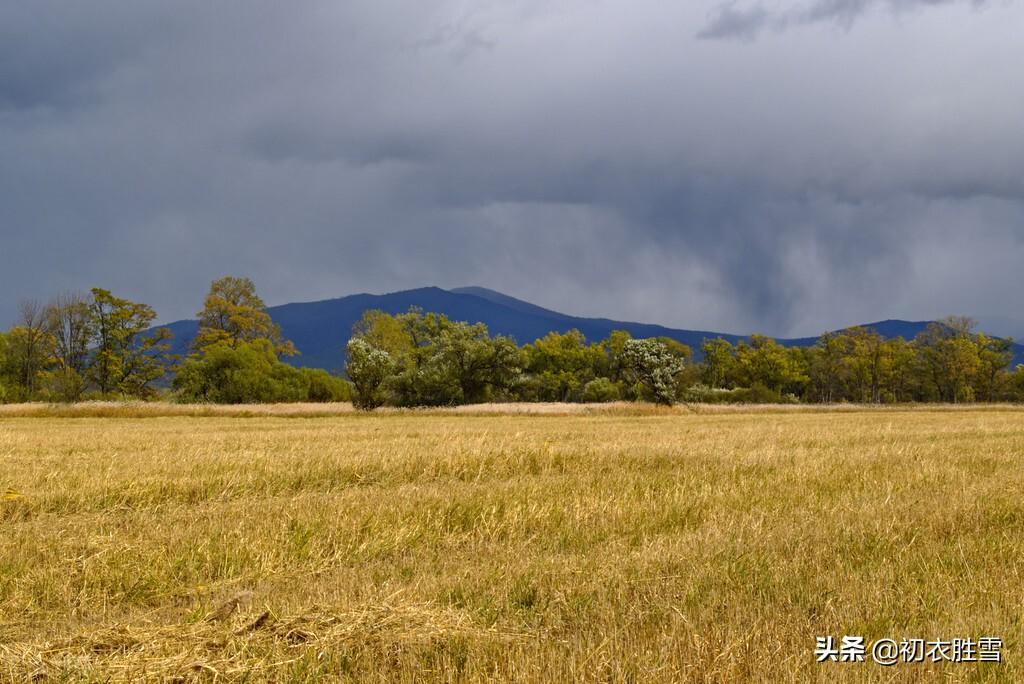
left=157, top=286, right=1024, bottom=372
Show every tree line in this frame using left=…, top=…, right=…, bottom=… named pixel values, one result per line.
left=2, top=276, right=1022, bottom=406
left=0, top=289, right=172, bottom=402
left=696, top=319, right=1019, bottom=404
left=345, top=310, right=1024, bottom=408
left=344, top=309, right=690, bottom=408
left=0, top=278, right=348, bottom=404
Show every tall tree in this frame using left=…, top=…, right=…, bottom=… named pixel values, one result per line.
left=89, top=288, right=174, bottom=397
left=44, top=292, right=94, bottom=401
left=352, top=309, right=414, bottom=361
left=437, top=322, right=523, bottom=403
left=915, top=319, right=980, bottom=403
left=974, top=333, right=1014, bottom=402
left=844, top=327, right=885, bottom=403
left=0, top=331, right=10, bottom=401
left=602, top=330, right=634, bottom=385
left=880, top=337, right=917, bottom=403
left=345, top=338, right=394, bottom=410
left=700, top=338, right=736, bottom=390
left=620, top=338, right=687, bottom=405
left=5, top=300, right=56, bottom=398
left=735, top=334, right=807, bottom=395
left=524, top=330, right=604, bottom=401
left=808, top=332, right=851, bottom=403
left=192, top=276, right=295, bottom=356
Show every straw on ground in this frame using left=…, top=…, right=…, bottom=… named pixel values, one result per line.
left=1, top=404, right=1022, bottom=681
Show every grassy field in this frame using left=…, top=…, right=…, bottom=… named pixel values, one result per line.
left=1, top=404, right=1023, bottom=682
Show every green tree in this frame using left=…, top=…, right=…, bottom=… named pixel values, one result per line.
left=878, top=337, right=916, bottom=403
left=386, top=311, right=464, bottom=406
left=300, top=368, right=352, bottom=402
left=915, top=319, right=981, bottom=403
left=89, top=288, right=174, bottom=398
left=436, top=322, right=523, bottom=403
left=349, top=309, right=524, bottom=407
left=3, top=301, right=56, bottom=400
left=581, top=377, right=620, bottom=403
left=42, top=292, right=94, bottom=401
left=345, top=337, right=394, bottom=410
left=973, top=333, right=1014, bottom=402
left=1009, top=365, right=1024, bottom=402
left=602, top=330, right=634, bottom=385
left=192, top=276, right=295, bottom=356
left=843, top=327, right=885, bottom=403
left=352, top=309, right=414, bottom=361
left=700, top=338, right=736, bottom=390
left=735, top=335, right=808, bottom=395
left=0, top=331, right=10, bottom=402
left=174, top=339, right=308, bottom=403
left=808, top=332, right=852, bottom=403
left=620, top=338, right=687, bottom=405
left=523, top=330, right=604, bottom=401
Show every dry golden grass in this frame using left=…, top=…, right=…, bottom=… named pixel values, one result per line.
left=2, top=404, right=1023, bottom=681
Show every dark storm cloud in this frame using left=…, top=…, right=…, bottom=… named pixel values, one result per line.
left=700, top=0, right=989, bottom=40
left=2, top=0, right=1023, bottom=338
left=0, top=3, right=189, bottom=110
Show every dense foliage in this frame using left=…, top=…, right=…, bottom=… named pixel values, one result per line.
left=0, top=290, right=173, bottom=401
left=191, top=276, right=296, bottom=356
left=0, top=278, right=350, bottom=404
left=173, top=277, right=348, bottom=404
left=346, top=310, right=1024, bottom=409
left=346, top=309, right=524, bottom=408
left=174, top=339, right=349, bottom=404
left=347, top=309, right=699, bottom=408
left=3, top=277, right=1023, bottom=406
left=691, top=320, right=1021, bottom=404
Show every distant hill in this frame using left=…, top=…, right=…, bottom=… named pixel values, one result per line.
left=158, top=287, right=1024, bottom=371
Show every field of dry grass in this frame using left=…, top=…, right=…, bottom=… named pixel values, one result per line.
left=2, top=403, right=1023, bottom=681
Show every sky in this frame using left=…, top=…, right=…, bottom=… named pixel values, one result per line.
left=2, top=0, right=1022, bottom=338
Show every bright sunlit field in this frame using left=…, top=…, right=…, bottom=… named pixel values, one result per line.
left=2, top=403, right=1023, bottom=682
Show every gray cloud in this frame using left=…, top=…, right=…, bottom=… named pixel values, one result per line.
left=700, top=0, right=989, bottom=40
left=2, top=0, right=1023, bottom=340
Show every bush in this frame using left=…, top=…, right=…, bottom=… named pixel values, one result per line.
left=387, top=362, right=462, bottom=407
left=581, top=377, right=620, bottom=403
left=679, top=384, right=731, bottom=403
left=731, top=383, right=793, bottom=404
left=174, top=340, right=310, bottom=404
left=40, top=368, right=87, bottom=403
left=301, top=368, right=351, bottom=402
left=680, top=383, right=797, bottom=405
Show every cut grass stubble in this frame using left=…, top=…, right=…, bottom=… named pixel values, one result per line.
left=1, top=405, right=1023, bottom=681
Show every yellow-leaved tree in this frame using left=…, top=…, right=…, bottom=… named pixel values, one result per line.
left=191, top=276, right=296, bottom=356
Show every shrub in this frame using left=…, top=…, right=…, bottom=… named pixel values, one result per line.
left=680, top=383, right=797, bottom=405
left=174, top=340, right=309, bottom=404
left=680, top=384, right=730, bottom=403
left=731, top=383, right=790, bottom=404
left=581, top=377, right=620, bottom=403
left=301, top=368, right=351, bottom=402
left=40, top=368, right=87, bottom=403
